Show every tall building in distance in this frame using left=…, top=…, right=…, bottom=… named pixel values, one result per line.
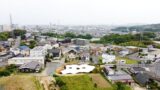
left=10, top=14, right=15, bottom=38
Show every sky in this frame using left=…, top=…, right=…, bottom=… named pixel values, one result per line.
left=0, top=0, right=160, bottom=25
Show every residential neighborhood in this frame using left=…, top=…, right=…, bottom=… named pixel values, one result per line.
left=0, top=28, right=160, bottom=90
left=1, top=0, right=160, bottom=90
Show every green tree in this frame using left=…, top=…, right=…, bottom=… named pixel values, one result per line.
left=116, top=82, right=125, bottom=90
left=64, top=32, right=76, bottom=38
left=29, top=40, right=36, bottom=49
left=13, top=29, right=26, bottom=39
left=0, top=32, right=10, bottom=40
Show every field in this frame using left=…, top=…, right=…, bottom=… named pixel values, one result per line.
left=0, top=75, right=43, bottom=90
left=116, top=56, right=138, bottom=64
left=89, top=74, right=113, bottom=90
left=56, top=74, right=114, bottom=90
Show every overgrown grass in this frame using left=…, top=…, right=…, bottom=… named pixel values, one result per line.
left=56, top=75, right=114, bottom=90
left=116, top=56, right=138, bottom=64
left=0, top=75, right=43, bottom=90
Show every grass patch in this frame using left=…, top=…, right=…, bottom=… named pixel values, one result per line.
left=89, top=74, right=113, bottom=90
left=56, top=74, right=114, bottom=90
left=116, top=56, right=138, bottom=64
left=0, top=75, right=43, bottom=90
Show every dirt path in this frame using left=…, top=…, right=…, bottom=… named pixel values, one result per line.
left=37, top=76, right=59, bottom=90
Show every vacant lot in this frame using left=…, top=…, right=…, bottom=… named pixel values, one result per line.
left=56, top=74, right=114, bottom=90
left=89, top=74, right=113, bottom=89
left=116, top=56, right=138, bottom=64
left=0, top=75, right=43, bottom=90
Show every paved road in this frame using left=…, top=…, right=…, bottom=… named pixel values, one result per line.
left=41, top=62, right=62, bottom=76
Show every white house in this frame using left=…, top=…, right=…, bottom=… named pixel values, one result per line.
left=30, top=46, right=47, bottom=57
left=43, top=44, right=53, bottom=50
left=8, top=57, right=45, bottom=68
left=61, top=64, right=95, bottom=74
left=10, top=48, right=20, bottom=55
left=102, top=53, right=115, bottom=63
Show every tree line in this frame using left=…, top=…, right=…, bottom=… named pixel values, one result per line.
left=0, top=29, right=27, bottom=41
left=92, top=32, right=158, bottom=48
left=42, top=32, right=93, bottom=39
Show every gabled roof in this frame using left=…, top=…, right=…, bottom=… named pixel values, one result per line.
left=19, top=61, right=41, bottom=70
left=48, top=48, right=60, bottom=53
left=108, top=74, right=132, bottom=81
left=135, top=73, right=149, bottom=86
left=68, top=48, right=78, bottom=53
left=132, top=67, right=145, bottom=72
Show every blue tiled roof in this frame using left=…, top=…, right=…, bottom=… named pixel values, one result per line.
left=19, top=46, right=30, bottom=50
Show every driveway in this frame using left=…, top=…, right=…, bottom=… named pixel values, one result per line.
left=41, top=62, right=62, bottom=76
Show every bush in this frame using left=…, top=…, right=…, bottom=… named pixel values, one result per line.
left=94, top=83, right=97, bottom=88
left=0, top=64, right=17, bottom=77
left=0, top=70, right=10, bottom=76
left=53, top=74, right=58, bottom=77
left=115, top=82, right=125, bottom=90
left=55, top=77, right=66, bottom=87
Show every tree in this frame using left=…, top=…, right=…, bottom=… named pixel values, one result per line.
left=64, top=32, right=76, bottom=38
left=29, top=40, right=36, bottom=49
left=0, top=32, right=10, bottom=40
left=13, top=29, right=26, bottom=39
left=116, top=82, right=125, bottom=90
left=113, top=65, right=117, bottom=71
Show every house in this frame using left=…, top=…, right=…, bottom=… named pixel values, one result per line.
left=130, top=67, right=145, bottom=74
left=10, top=48, right=20, bottom=56
left=134, top=73, right=150, bottom=86
left=107, top=74, right=133, bottom=84
left=73, top=38, right=89, bottom=46
left=147, top=45, right=155, bottom=51
left=61, top=64, right=95, bottom=74
left=43, top=44, right=53, bottom=50
left=103, top=66, right=115, bottom=75
left=80, top=52, right=90, bottom=62
left=67, top=49, right=78, bottom=60
left=8, top=57, right=45, bottom=68
left=30, top=46, right=47, bottom=57
left=119, top=49, right=129, bottom=57
left=19, top=46, right=30, bottom=56
left=102, top=53, right=115, bottom=63
left=57, top=38, right=71, bottom=43
left=91, top=55, right=99, bottom=64
left=48, top=48, right=61, bottom=59
left=104, top=66, right=134, bottom=84
left=19, top=61, right=42, bottom=73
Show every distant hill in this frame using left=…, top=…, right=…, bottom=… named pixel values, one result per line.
left=112, top=23, right=160, bottom=32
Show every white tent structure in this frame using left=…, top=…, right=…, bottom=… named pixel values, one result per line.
left=102, top=53, right=115, bottom=63
left=61, top=64, right=95, bottom=74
